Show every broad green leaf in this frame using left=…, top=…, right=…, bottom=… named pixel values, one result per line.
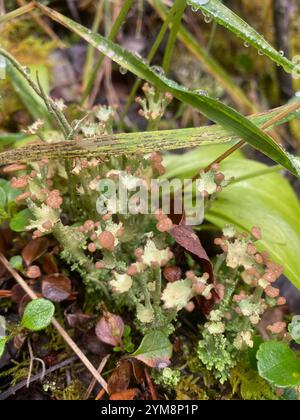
left=164, top=145, right=300, bottom=290
left=9, top=209, right=32, bottom=232
left=0, top=336, right=8, bottom=358
left=131, top=330, right=173, bottom=368
left=257, top=341, right=300, bottom=388
left=188, top=0, right=300, bottom=77
left=35, top=4, right=300, bottom=177
left=0, top=186, right=6, bottom=209
left=21, top=298, right=55, bottom=331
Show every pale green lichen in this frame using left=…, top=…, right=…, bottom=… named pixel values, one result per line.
left=161, top=279, right=193, bottom=311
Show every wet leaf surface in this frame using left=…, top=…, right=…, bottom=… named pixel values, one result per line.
left=41, top=274, right=72, bottom=302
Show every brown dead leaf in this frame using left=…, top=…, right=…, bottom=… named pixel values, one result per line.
left=22, top=237, right=50, bottom=266
left=42, top=273, right=72, bottom=302
left=42, top=254, right=59, bottom=274
left=110, top=388, right=139, bottom=400
left=108, top=360, right=133, bottom=395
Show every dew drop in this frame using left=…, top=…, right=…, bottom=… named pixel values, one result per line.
left=151, top=65, right=165, bottom=76
left=119, top=66, right=128, bottom=75
left=244, top=42, right=249, bottom=48
left=204, top=14, right=213, bottom=23
left=279, top=50, right=284, bottom=57
left=258, top=50, right=264, bottom=56
left=194, top=89, right=209, bottom=97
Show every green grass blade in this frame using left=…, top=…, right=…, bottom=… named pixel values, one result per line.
left=80, top=0, right=133, bottom=104
left=0, top=101, right=299, bottom=165
left=149, top=0, right=256, bottom=113
left=6, top=62, right=52, bottom=129
left=162, top=0, right=186, bottom=73
left=188, top=0, right=300, bottom=77
left=35, top=4, right=300, bottom=177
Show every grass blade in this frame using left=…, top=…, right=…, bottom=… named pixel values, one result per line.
left=6, top=62, right=52, bottom=129
left=149, top=0, right=256, bottom=113
left=34, top=3, right=300, bottom=177
left=0, top=101, right=299, bottom=165
left=162, top=0, right=186, bottom=73
left=188, top=0, right=300, bottom=77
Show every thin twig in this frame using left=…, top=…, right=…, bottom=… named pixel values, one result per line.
left=26, top=338, right=46, bottom=388
left=0, top=252, right=109, bottom=394
left=83, top=354, right=110, bottom=400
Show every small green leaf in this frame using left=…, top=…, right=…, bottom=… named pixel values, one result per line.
left=288, top=317, right=300, bottom=345
left=257, top=341, right=300, bottom=388
left=9, top=209, right=32, bottom=232
left=0, top=336, right=8, bottom=358
left=131, top=330, right=173, bottom=368
left=0, top=186, right=6, bottom=209
left=21, top=298, right=55, bottom=331
left=9, top=255, right=23, bottom=271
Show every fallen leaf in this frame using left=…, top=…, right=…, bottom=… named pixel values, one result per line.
left=131, top=330, right=172, bottom=368
left=108, top=360, right=133, bottom=394
left=42, top=274, right=72, bottom=302
left=42, top=254, right=59, bottom=274
left=95, top=312, right=124, bottom=347
left=110, top=388, right=139, bottom=400
left=22, top=237, right=50, bottom=266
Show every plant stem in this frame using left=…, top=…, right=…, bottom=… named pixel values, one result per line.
left=153, top=267, right=162, bottom=309
left=162, top=0, right=186, bottom=74
left=82, top=0, right=105, bottom=92
left=0, top=48, right=72, bottom=138
left=122, top=0, right=178, bottom=120
left=140, top=272, right=153, bottom=311
left=80, top=0, right=133, bottom=106
left=0, top=1, right=35, bottom=24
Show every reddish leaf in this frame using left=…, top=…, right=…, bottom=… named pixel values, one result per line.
left=110, top=388, right=139, bottom=400
left=169, top=219, right=219, bottom=314
left=95, top=312, right=124, bottom=347
left=42, top=254, right=59, bottom=274
left=169, top=222, right=214, bottom=282
left=41, top=274, right=71, bottom=302
left=22, top=237, right=50, bottom=266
